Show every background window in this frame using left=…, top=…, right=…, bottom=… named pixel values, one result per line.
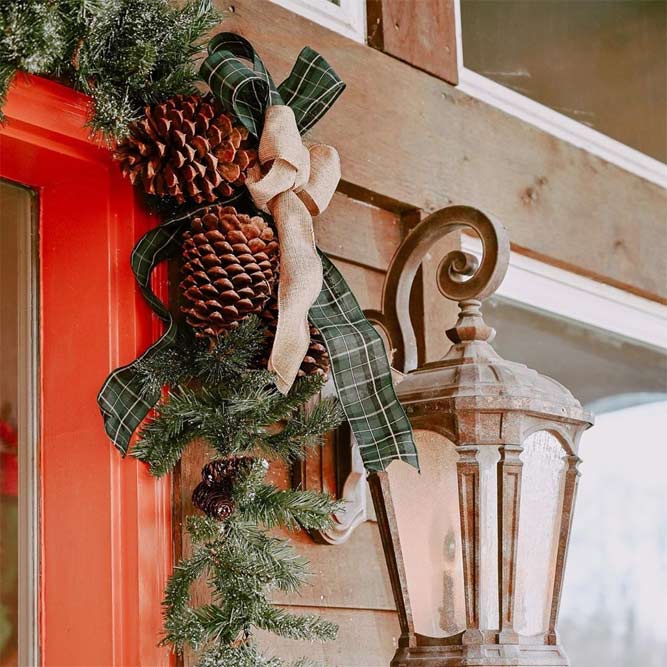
left=269, top=0, right=366, bottom=42
left=461, top=0, right=667, bottom=162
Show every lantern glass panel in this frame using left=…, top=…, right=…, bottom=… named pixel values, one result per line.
left=514, top=431, right=566, bottom=637
left=387, top=430, right=466, bottom=637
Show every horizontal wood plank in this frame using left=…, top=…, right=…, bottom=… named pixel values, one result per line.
left=272, top=520, right=395, bottom=611
left=328, top=257, right=386, bottom=311
left=315, top=192, right=402, bottom=271
left=256, top=607, right=399, bottom=666
left=214, top=0, right=667, bottom=301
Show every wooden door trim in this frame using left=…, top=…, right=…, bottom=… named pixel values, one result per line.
left=0, top=74, right=171, bottom=667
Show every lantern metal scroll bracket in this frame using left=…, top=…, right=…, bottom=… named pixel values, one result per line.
left=365, top=204, right=510, bottom=373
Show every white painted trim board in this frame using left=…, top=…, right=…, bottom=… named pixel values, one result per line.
left=462, top=234, right=667, bottom=350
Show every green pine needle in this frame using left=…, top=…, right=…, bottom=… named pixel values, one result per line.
left=134, top=319, right=346, bottom=663
left=0, top=0, right=221, bottom=139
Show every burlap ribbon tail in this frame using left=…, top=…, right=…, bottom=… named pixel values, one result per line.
left=246, top=105, right=340, bottom=393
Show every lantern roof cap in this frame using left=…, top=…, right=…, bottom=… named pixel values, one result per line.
left=396, top=298, right=592, bottom=426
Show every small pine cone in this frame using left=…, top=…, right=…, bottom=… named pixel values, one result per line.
left=180, top=205, right=280, bottom=339
left=115, top=95, right=257, bottom=204
left=192, top=482, right=235, bottom=521
left=201, top=456, right=256, bottom=488
left=260, top=295, right=330, bottom=380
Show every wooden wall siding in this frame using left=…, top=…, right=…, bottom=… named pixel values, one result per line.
left=256, top=607, right=399, bottom=666
left=315, top=192, right=402, bottom=271
left=367, top=0, right=459, bottom=84
left=179, top=2, right=666, bottom=663
left=214, top=0, right=667, bottom=302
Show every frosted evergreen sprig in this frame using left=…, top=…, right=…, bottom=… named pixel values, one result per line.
left=138, top=317, right=344, bottom=665
left=0, top=0, right=220, bottom=137
left=162, top=466, right=341, bottom=662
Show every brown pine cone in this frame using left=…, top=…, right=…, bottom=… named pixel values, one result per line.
left=180, top=205, right=280, bottom=339
left=115, top=95, right=257, bottom=204
left=192, top=483, right=235, bottom=521
left=201, top=457, right=256, bottom=487
left=260, top=295, right=330, bottom=380
left=192, top=457, right=258, bottom=522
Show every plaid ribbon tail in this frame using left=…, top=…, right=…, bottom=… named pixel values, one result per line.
left=96, top=212, right=193, bottom=455
left=310, top=253, right=419, bottom=472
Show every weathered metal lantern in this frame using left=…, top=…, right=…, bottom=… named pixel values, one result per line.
left=368, top=206, right=593, bottom=666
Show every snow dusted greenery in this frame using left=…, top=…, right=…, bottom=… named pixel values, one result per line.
left=134, top=318, right=344, bottom=666
left=0, top=0, right=220, bottom=139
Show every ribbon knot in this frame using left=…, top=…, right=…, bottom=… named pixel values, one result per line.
left=246, top=106, right=340, bottom=392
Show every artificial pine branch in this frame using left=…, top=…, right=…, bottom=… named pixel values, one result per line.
left=197, top=644, right=325, bottom=667
left=237, top=486, right=343, bottom=533
left=255, top=606, right=338, bottom=642
left=161, top=464, right=341, bottom=659
left=133, top=320, right=344, bottom=474
left=138, top=318, right=344, bottom=665
left=0, top=1, right=220, bottom=137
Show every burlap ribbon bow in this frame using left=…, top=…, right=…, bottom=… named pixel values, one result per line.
left=246, top=106, right=340, bottom=392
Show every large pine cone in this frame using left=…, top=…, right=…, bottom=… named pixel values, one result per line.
left=115, top=95, right=257, bottom=204
left=180, top=205, right=279, bottom=339
left=260, top=295, right=330, bottom=380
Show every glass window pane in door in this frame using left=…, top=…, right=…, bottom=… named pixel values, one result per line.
left=0, top=180, right=37, bottom=667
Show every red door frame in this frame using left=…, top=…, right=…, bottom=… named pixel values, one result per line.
left=0, top=74, right=172, bottom=667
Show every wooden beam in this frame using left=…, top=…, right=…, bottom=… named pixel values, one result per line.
left=315, top=192, right=402, bottom=271
left=214, top=0, right=667, bottom=301
left=367, top=0, right=458, bottom=84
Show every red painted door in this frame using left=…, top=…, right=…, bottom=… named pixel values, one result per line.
left=0, top=75, right=171, bottom=667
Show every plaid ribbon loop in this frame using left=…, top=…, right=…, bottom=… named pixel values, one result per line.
left=97, top=207, right=207, bottom=453
left=98, top=34, right=418, bottom=472
left=201, top=32, right=346, bottom=138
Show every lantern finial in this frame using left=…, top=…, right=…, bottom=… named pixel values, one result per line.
left=445, top=298, right=496, bottom=344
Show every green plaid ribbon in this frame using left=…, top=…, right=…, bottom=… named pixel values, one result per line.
left=96, top=206, right=208, bottom=453
left=98, top=34, right=418, bottom=471
left=312, top=255, right=418, bottom=471
left=200, top=32, right=346, bottom=138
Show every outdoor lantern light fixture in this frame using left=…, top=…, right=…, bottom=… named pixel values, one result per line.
left=367, top=206, right=593, bottom=666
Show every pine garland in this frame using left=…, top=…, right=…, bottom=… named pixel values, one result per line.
left=0, top=0, right=220, bottom=139
left=134, top=317, right=345, bottom=666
